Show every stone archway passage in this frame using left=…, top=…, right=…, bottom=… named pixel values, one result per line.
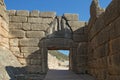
left=39, top=38, right=73, bottom=74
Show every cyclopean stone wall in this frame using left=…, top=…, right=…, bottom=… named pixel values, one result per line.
left=8, top=10, right=56, bottom=65
left=1, top=0, right=120, bottom=80
left=0, top=0, right=23, bottom=80
left=69, top=20, right=88, bottom=74
left=87, top=0, right=120, bottom=80
left=0, top=0, right=9, bottom=49
left=8, top=10, right=87, bottom=74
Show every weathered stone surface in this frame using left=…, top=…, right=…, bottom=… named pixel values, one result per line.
left=104, top=0, right=119, bottom=25
left=16, top=10, right=29, bottom=16
left=0, top=25, right=8, bottom=37
left=28, top=17, right=42, bottom=23
left=21, top=47, right=39, bottom=53
left=9, top=16, right=27, bottom=22
left=31, top=23, right=49, bottom=31
left=68, top=21, right=85, bottom=33
left=112, top=16, right=120, bottom=39
left=0, top=17, right=9, bottom=31
left=42, top=18, right=53, bottom=24
left=9, top=30, right=25, bottom=38
left=42, top=38, right=73, bottom=49
left=26, top=65, right=42, bottom=73
left=39, top=12, right=56, bottom=18
left=63, top=14, right=79, bottom=21
left=1, top=0, right=120, bottom=79
left=0, top=36, right=9, bottom=48
left=9, top=23, right=22, bottom=29
left=30, top=10, right=39, bottom=17
left=22, top=23, right=31, bottom=30
left=90, top=0, right=103, bottom=18
left=0, top=46, right=22, bottom=80
left=68, top=21, right=85, bottom=28
left=26, top=31, right=45, bottom=38
left=73, top=34, right=88, bottom=42
left=108, top=53, right=120, bottom=75
left=12, top=51, right=22, bottom=58
left=10, top=47, right=20, bottom=52
left=19, top=38, right=39, bottom=47
left=10, top=38, right=18, bottom=47
left=8, top=10, right=16, bottom=16
left=110, top=37, right=120, bottom=54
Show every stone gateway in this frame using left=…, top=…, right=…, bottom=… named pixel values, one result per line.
left=0, top=0, right=120, bottom=80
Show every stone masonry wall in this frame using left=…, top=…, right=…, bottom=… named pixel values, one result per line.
left=0, top=1, right=23, bottom=80
left=87, top=0, right=120, bottom=80
left=8, top=10, right=56, bottom=65
left=0, top=0, right=9, bottom=49
left=68, top=18, right=88, bottom=73
left=2, top=0, right=120, bottom=80
left=8, top=10, right=87, bottom=74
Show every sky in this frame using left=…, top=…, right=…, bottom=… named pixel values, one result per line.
left=4, top=0, right=112, bottom=55
left=5, top=0, right=112, bottom=21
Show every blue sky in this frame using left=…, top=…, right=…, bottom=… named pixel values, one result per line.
left=5, top=0, right=111, bottom=21
left=4, top=0, right=112, bottom=55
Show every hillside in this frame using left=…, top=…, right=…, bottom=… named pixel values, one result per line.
left=48, top=50, right=69, bottom=61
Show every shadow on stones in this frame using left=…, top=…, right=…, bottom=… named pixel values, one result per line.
left=5, top=66, right=26, bottom=80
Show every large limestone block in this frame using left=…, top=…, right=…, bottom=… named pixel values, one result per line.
left=94, top=14, right=105, bottom=35
left=8, top=10, right=16, bottom=16
left=26, top=65, right=42, bottom=73
left=0, top=26, right=8, bottom=37
left=0, top=36, right=9, bottom=48
left=112, top=16, right=120, bottom=39
left=0, top=36, right=8, bottom=43
left=94, top=44, right=108, bottom=59
left=20, top=47, right=39, bottom=53
left=42, top=18, right=53, bottom=24
left=22, top=23, right=31, bottom=30
left=9, top=30, right=25, bottom=38
left=9, top=23, right=22, bottom=29
left=108, top=53, right=120, bottom=75
left=30, top=10, right=40, bottom=17
left=26, top=31, right=45, bottom=38
left=73, top=34, right=88, bottom=42
left=110, top=37, right=120, bottom=54
left=31, top=23, right=49, bottom=31
left=104, top=0, right=119, bottom=25
left=39, top=12, right=56, bottom=18
left=68, top=21, right=85, bottom=33
left=19, top=38, right=39, bottom=47
left=0, top=17, right=9, bottom=31
left=10, top=47, right=20, bottom=52
left=77, top=42, right=88, bottom=56
left=68, top=21, right=85, bottom=28
left=42, top=38, right=73, bottom=49
left=9, top=16, right=27, bottom=22
left=63, top=13, right=79, bottom=21
left=28, top=17, right=42, bottom=23
left=10, top=38, right=18, bottom=47
left=16, top=10, right=29, bottom=16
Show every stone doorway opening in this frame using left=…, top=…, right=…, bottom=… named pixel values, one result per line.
left=38, top=38, right=73, bottom=74
left=48, top=50, right=69, bottom=70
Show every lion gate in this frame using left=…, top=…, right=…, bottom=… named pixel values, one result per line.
left=19, top=15, right=88, bottom=74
